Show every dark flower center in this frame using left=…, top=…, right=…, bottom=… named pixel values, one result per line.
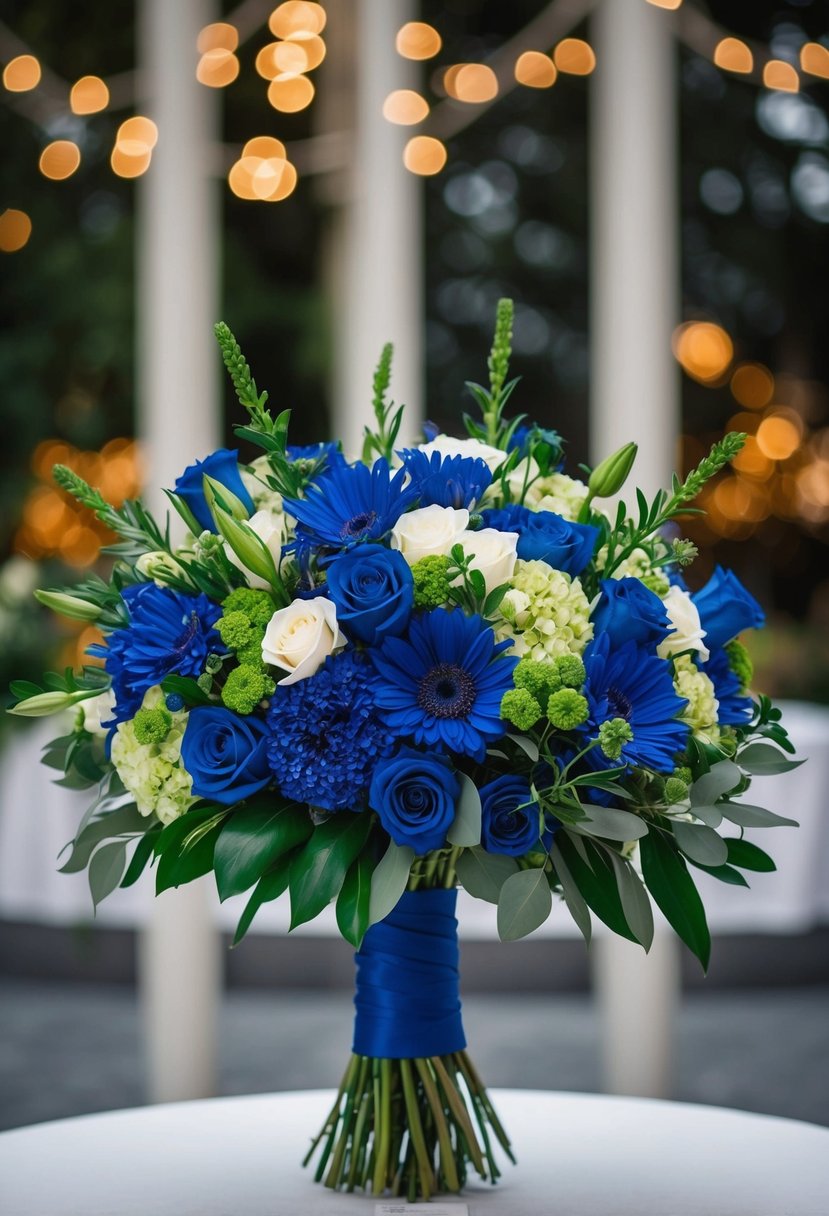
left=606, top=685, right=633, bottom=720
left=417, top=662, right=477, bottom=719
left=342, top=511, right=377, bottom=538
left=170, top=612, right=200, bottom=659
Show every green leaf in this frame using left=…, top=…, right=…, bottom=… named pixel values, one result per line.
left=737, top=742, right=804, bottom=776
left=640, top=831, right=711, bottom=971
left=719, top=802, right=798, bottom=829
left=690, top=760, right=741, bottom=806
left=164, top=488, right=204, bottom=537
left=549, top=842, right=591, bottom=945
left=673, top=821, right=728, bottom=867
left=686, top=859, right=749, bottom=887
left=154, top=805, right=225, bottom=894
left=214, top=803, right=312, bottom=901
left=455, top=846, right=518, bottom=904
left=689, top=804, right=723, bottom=829
left=120, top=828, right=161, bottom=888
left=608, top=851, right=654, bottom=950
left=289, top=813, right=372, bottom=930
left=368, top=839, right=414, bottom=927
left=336, top=852, right=377, bottom=948
left=182, top=811, right=229, bottom=854
left=88, top=840, right=129, bottom=910
left=725, top=838, right=776, bottom=872
left=446, top=774, right=482, bottom=847
left=506, top=733, right=539, bottom=763
left=497, top=867, right=552, bottom=941
left=576, top=805, right=649, bottom=842
left=161, top=674, right=212, bottom=706
left=556, top=832, right=637, bottom=942
left=232, top=853, right=294, bottom=947
left=59, top=803, right=148, bottom=874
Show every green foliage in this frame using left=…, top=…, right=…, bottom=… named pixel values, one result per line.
left=214, top=800, right=312, bottom=900
left=554, top=833, right=638, bottom=943
left=496, top=866, right=551, bottom=941
left=59, top=801, right=147, bottom=875
left=154, top=804, right=227, bottom=894
left=362, top=344, right=406, bottom=464
left=336, top=853, right=378, bottom=948
left=726, top=639, right=754, bottom=690
left=368, top=838, right=414, bottom=927
left=455, top=846, right=519, bottom=904
left=233, top=854, right=295, bottom=947
left=446, top=774, right=482, bottom=848
left=463, top=299, right=522, bottom=449
left=640, top=830, right=711, bottom=970
left=289, top=813, right=373, bottom=930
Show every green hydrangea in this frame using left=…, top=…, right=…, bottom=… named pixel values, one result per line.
left=221, top=664, right=275, bottom=715
left=547, top=688, right=589, bottom=730
left=133, top=705, right=172, bottom=746
left=110, top=687, right=194, bottom=825
left=519, top=470, right=589, bottom=520
left=598, top=717, right=633, bottom=761
left=222, top=587, right=276, bottom=629
left=500, top=688, right=542, bottom=731
left=674, top=655, right=719, bottom=737
left=411, top=554, right=452, bottom=609
left=514, top=658, right=561, bottom=700
left=672, top=765, right=693, bottom=786
left=664, top=775, right=690, bottom=805
left=497, top=559, right=593, bottom=661
left=726, top=639, right=754, bottom=690
left=555, top=654, right=585, bottom=689
left=595, top=545, right=670, bottom=597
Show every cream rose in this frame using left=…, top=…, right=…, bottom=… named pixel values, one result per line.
left=456, top=528, right=519, bottom=593
left=390, top=504, right=469, bottom=565
left=225, top=509, right=287, bottom=591
left=657, top=585, right=710, bottom=662
left=262, top=597, right=345, bottom=685
left=417, top=435, right=507, bottom=474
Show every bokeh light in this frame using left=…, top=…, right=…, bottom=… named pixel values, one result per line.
left=268, top=2, right=327, bottom=39
left=197, top=22, right=239, bottom=53
left=756, top=411, right=803, bottom=461
left=267, top=74, right=315, bottom=112
left=196, top=48, right=240, bottom=87
left=672, top=321, right=734, bottom=383
left=228, top=145, right=297, bottom=203
left=515, top=52, right=557, bottom=89
left=382, top=89, right=429, bottom=125
left=117, top=116, right=159, bottom=151
left=763, top=60, right=799, bottom=93
left=731, top=362, right=775, bottom=410
left=70, top=75, right=109, bottom=115
left=39, top=141, right=81, bottom=181
left=403, top=135, right=447, bottom=176
left=0, top=209, right=32, bottom=252
left=553, top=39, right=596, bottom=76
left=243, top=136, right=287, bottom=160
left=3, top=55, right=41, bottom=92
left=713, top=38, right=753, bottom=75
left=801, top=43, right=829, bottom=81
left=731, top=436, right=774, bottom=481
left=646, top=0, right=682, bottom=8
left=444, top=64, right=498, bottom=103
left=396, top=22, right=442, bottom=61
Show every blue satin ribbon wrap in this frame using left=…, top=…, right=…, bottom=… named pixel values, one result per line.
left=352, top=887, right=466, bottom=1059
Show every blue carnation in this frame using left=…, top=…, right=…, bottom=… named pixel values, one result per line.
left=481, top=504, right=598, bottom=576
left=369, top=747, right=460, bottom=854
left=692, top=567, right=765, bottom=649
left=704, top=646, right=753, bottom=726
left=173, top=449, right=254, bottom=534
left=401, top=449, right=493, bottom=509
left=326, top=545, right=413, bottom=646
left=592, top=578, right=672, bottom=650
left=480, top=774, right=544, bottom=856
left=180, top=707, right=271, bottom=804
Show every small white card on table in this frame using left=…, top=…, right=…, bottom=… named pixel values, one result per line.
left=375, top=1205, right=469, bottom=1216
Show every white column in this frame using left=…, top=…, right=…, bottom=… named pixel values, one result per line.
left=335, top=0, right=423, bottom=456
left=137, top=0, right=222, bottom=1104
left=589, top=0, right=681, bottom=1097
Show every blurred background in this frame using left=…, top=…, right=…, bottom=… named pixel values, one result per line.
left=1, top=0, right=828, bottom=1136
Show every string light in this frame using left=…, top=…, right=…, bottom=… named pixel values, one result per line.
left=403, top=135, right=447, bottom=175
left=196, top=48, right=240, bottom=87
left=267, top=74, right=315, bottom=112
left=731, top=363, right=775, bottom=410
left=39, top=140, right=81, bottom=181
left=646, top=0, right=682, bottom=8
left=800, top=42, right=829, bottom=81
left=382, top=89, right=429, bottom=125
left=756, top=411, right=803, bottom=461
left=515, top=52, right=557, bottom=89
left=553, top=39, right=596, bottom=76
left=713, top=37, right=753, bottom=75
left=70, top=75, right=109, bottom=115
left=0, top=208, right=32, bottom=252
left=3, top=55, right=41, bottom=92
left=268, top=2, right=327, bottom=39
left=228, top=148, right=297, bottom=203
left=111, top=117, right=158, bottom=179
left=672, top=321, right=733, bottom=383
left=396, top=22, right=442, bottom=60
left=763, top=60, right=799, bottom=93
left=444, top=64, right=498, bottom=103
left=197, top=22, right=239, bottom=53
left=111, top=146, right=151, bottom=177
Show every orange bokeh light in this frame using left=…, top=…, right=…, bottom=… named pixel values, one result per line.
left=70, top=75, right=110, bottom=115
left=3, top=55, right=41, bottom=92
left=196, top=48, right=240, bottom=87
left=396, top=21, right=442, bottom=61
left=731, top=436, right=774, bottom=480
left=731, top=362, right=775, bottom=410
left=403, top=135, right=447, bottom=176
left=111, top=146, right=152, bottom=178
left=267, top=73, right=315, bottom=112
left=0, top=208, right=32, bottom=252
left=672, top=321, right=734, bottom=383
left=553, top=39, right=596, bottom=76
left=382, top=89, right=429, bottom=125
left=269, top=2, right=327, bottom=38
left=243, top=136, right=287, bottom=160
left=800, top=42, right=829, bottom=81
left=197, top=22, right=239, bottom=53
left=515, top=52, right=557, bottom=89
left=713, top=37, right=753, bottom=74
left=763, top=60, right=799, bottom=92
left=756, top=413, right=802, bottom=461
left=444, top=63, right=498, bottom=103
left=39, top=140, right=81, bottom=180
left=117, top=116, right=159, bottom=151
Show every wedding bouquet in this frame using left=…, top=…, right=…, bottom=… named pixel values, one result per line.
left=9, top=300, right=800, bottom=1201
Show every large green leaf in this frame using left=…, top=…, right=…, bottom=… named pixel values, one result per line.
left=288, top=813, right=372, bottom=930
left=214, top=802, right=312, bottom=901
left=737, top=742, right=804, bottom=777
left=336, top=852, right=377, bottom=948
left=549, top=842, right=591, bottom=945
left=155, top=805, right=225, bottom=894
left=368, top=839, right=415, bottom=927
left=725, top=838, right=776, bottom=872
left=497, top=867, right=552, bottom=941
left=232, top=853, right=295, bottom=947
left=672, top=821, right=728, bottom=867
left=687, top=859, right=749, bottom=887
left=640, top=830, right=711, bottom=971
left=59, top=803, right=147, bottom=874
left=575, top=805, right=649, bottom=842
left=455, top=846, right=518, bottom=904
left=446, top=774, right=482, bottom=848
left=690, top=760, right=741, bottom=806
left=120, top=827, right=161, bottom=888
left=556, top=832, right=637, bottom=943
left=720, top=802, right=798, bottom=829
left=88, top=840, right=129, bottom=910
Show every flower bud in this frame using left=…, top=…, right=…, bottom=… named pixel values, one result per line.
left=34, top=590, right=102, bottom=621
left=588, top=442, right=638, bottom=498
left=8, top=689, right=96, bottom=718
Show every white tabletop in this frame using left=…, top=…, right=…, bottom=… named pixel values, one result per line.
left=1, top=1089, right=827, bottom=1216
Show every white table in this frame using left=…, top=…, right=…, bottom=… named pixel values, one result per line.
left=1, top=1089, right=827, bottom=1216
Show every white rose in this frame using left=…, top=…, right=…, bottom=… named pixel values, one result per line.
left=225, top=509, right=287, bottom=591
left=391, top=505, right=470, bottom=565
left=417, top=435, right=507, bottom=474
left=657, top=585, right=710, bottom=662
left=456, top=528, right=519, bottom=593
left=262, top=597, right=345, bottom=685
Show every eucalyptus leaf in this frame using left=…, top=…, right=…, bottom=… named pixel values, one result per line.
left=608, top=851, right=654, bottom=950
left=719, top=802, right=799, bottom=829
left=59, top=803, right=148, bottom=874
left=455, top=846, right=519, bottom=904
left=497, top=867, right=552, bottom=941
left=368, top=839, right=414, bottom=928
left=549, top=842, right=591, bottom=945
left=690, top=760, right=741, bottom=807
left=214, top=803, right=312, bottom=901
left=576, top=805, right=649, bottom=842
left=88, top=840, right=129, bottom=910
left=507, top=733, right=540, bottom=763
left=289, top=813, right=372, bottom=930
left=737, top=742, right=804, bottom=777
left=673, top=821, right=729, bottom=867
left=689, top=804, right=723, bottom=829
left=446, top=774, right=482, bottom=847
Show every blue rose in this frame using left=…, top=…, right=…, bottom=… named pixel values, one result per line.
left=692, top=567, right=765, bottom=650
left=704, top=646, right=753, bottom=726
left=173, top=449, right=254, bottom=534
left=592, top=578, right=671, bottom=649
left=480, top=774, right=543, bottom=856
left=181, top=706, right=271, bottom=804
left=326, top=545, right=414, bottom=645
left=369, top=747, right=460, bottom=854
left=481, top=504, right=598, bottom=576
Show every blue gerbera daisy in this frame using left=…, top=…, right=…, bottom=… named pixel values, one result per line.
left=401, top=449, right=493, bottom=509
left=581, top=634, right=689, bottom=773
left=371, top=608, right=517, bottom=761
left=283, top=457, right=419, bottom=562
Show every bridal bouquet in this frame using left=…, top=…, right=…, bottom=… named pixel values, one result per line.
left=10, top=300, right=799, bottom=1200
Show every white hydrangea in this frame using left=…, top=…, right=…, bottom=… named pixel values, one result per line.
left=110, top=687, right=195, bottom=825
left=516, top=467, right=590, bottom=521
left=673, top=656, right=719, bottom=738
left=594, top=545, right=670, bottom=597
left=497, top=558, right=594, bottom=660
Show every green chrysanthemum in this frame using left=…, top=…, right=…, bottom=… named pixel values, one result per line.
left=598, top=717, right=633, bottom=761
left=555, top=654, right=586, bottom=689
left=664, top=775, right=690, bottom=804
left=514, top=657, right=560, bottom=700
left=547, top=688, right=589, bottom=730
left=726, top=639, right=754, bottom=690
left=411, top=554, right=452, bottom=609
left=500, top=687, right=542, bottom=731
left=221, top=664, right=275, bottom=715
left=222, top=587, right=276, bottom=629
left=133, top=705, right=172, bottom=746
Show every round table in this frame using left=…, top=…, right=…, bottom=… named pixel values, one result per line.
left=1, top=1089, right=827, bottom=1215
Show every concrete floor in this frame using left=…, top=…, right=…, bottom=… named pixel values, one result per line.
left=1, top=979, right=827, bottom=1133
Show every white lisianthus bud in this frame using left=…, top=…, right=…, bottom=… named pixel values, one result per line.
left=391, top=505, right=470, bottom=565
left=80, top=689, right=117, bottom=737
left=657, top=585, right=710, bottom=662
left=135, top=551, right=187, bottom=587
left=262, top=597, right=345, bottom=685
left=417, top=434, right=507, bottom=473
left=225, top=509, right=287, bottom=591
left=456, top=528, right=519, bottom=593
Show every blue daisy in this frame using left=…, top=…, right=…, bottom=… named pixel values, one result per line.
left=371, top=608, right=517, bottom=761
left=283, top=457, right=419, bottom=562
left=401, top=449, right=493, bottom=509
left=581, top=634, right=689, bottom=773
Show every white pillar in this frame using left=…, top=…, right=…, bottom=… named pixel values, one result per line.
left=137, top=0, right=222, bottom=1104
left=589, top=0, right=681, bottom=1097
left=335, top=0, right=423, bottom=456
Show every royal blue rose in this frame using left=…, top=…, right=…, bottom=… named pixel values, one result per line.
left=326, top=545, right=414, bottom=645
left=173, top=448, right=254, bottom=534
left=369, top=747, right=460, bottom=854
left=592, top=578, right=672, bottom=650
left=181, top=706, right=271, bottom=804
left=692, top=566, right=765, bottom=650
left=481, top=504, right=598, bottom=576
left=480, top=774, right=543, bottom=856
